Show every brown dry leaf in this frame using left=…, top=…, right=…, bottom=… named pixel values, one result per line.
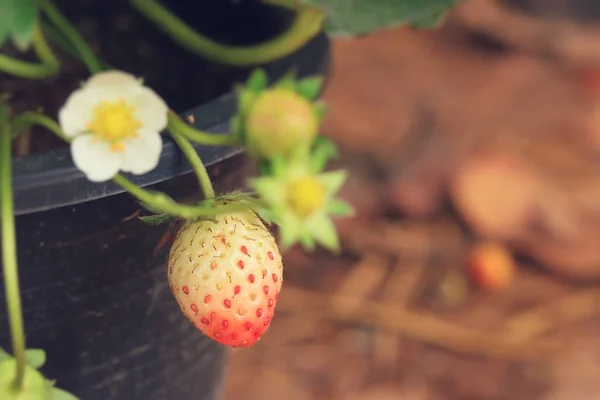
left=450, top=150, right=541, bottom=239
left=331, top=254, right=389, bottom=317
left=372, top=263, right=425, bottom=367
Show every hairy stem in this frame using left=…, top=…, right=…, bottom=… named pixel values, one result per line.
left=129, top=0, right=325, bottom=66
left=167, top=111, right=237, bottom=147
left=0, top=117, right=26, bottom=389
left=168, top=125, right=215, bottom=199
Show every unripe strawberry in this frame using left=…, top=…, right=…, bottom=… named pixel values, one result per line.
left=167, top=210, right=283, bottom=348
left=244, top=87, right=318, bottom=160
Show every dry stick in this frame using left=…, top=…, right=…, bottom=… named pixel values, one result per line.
left=372, top=260, right=429, bottom=366
left=342, top=220, right=463, bottom=262
left=331, top=253, right=389, bottom=318
left=501, top=287, right=600, bottom=342
left=279, top=286, right=557, bottom=360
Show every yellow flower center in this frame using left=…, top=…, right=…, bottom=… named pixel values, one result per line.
left=86, top=99, right=141, bottom=153
left=287, top=177, right=326, bottom=218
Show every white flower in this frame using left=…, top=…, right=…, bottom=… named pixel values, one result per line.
left=58, top=70, right=168, bottom=182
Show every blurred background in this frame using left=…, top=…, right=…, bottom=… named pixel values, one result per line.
left=223, top=0, right=600, bottom=399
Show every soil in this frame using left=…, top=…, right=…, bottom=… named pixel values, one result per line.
left=222, top=1, right=600, bottom=399
left=4, top=0, right=293, bottom=156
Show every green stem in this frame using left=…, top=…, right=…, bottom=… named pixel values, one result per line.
left=0, top=23, right=59, bottom=79
left=10, top=112, right=257, bottom=218
left=11, top=111, right=69, bottom=141
left=168, top=125, right=215, bottom=199
left=38, top=0, right=103, bottom=73
left=129, top=0, right=325, bottom=66
left=112, top=175, right=258, bottom=218
left=0, top=118, right=26, bottom=389
left=167, top=111, right=237, bottom=147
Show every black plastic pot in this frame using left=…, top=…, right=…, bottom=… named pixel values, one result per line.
left=0, top=1, right=331, bottom=399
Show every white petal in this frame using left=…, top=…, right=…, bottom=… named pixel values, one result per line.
left=58, top=88, right=96, bottom=137
left=131, top=88, right=168, bottom=132
left=119, top=131, right=163, bottom=175
left=71, top=135, right=121, bottom=182
left=85, top=70, right=140, bottom=89
left=84, top=70, right=145, bottom=102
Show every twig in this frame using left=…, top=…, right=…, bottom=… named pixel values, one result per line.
left=502, top=287, right=600, bottom=342
left=279, top=286, right=557, bottom=360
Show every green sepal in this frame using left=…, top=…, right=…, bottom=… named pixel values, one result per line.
left=245, top=68, right=268, bottom=92
left=295, top=76, right=323, bottom=100
left=274, top=70, right=297, bottom=91
left=138, top=213, right=172, bottom=226
left=25, top=348, right=46, bottom=369
left=327, top=199, right=354, bottom=217
left=313, top=102, right=328, bottom=122
left=311, top=135, right=338, bottom=172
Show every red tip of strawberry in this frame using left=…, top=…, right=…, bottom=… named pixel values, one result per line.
left=167, top=211, right=283, bottom=348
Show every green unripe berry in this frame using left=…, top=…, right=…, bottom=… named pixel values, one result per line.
left=244, top=88, right=318, bottom=159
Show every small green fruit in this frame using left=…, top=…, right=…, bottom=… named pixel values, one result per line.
left=0, top=359, right=49, bottom=400
left=245, top=88, right=318, bottom=160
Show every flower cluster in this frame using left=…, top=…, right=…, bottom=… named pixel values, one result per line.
left=234, top=70, right=353, bottom=252
left=56, top=68, right=351, bottom=253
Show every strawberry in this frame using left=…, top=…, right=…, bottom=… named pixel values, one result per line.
left=244, top=87, right=319, bottom=160
left=167, top=210, right=283, bottom=348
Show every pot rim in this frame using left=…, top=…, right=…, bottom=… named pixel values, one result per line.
left=12, top=32, right=331, bottom=216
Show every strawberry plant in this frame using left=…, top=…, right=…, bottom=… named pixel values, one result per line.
left=0, top=0, right=460, bottom=398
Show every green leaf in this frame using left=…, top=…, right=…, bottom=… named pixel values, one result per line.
left=0, top=0, right=14, bottom=48
left=9, top=0, right=37, bottom=51
left=50, top=387, right=79, bottom=400
left=25, top=348, right=46, bottom=369
left=301, top=0, right=463, bottom=37
left=0, top=0, right=37, bottom=50
left=295, top=76, right=323, bottom=100
left=138, top=213, right=172, bottom=226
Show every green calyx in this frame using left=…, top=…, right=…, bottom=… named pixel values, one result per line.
left=250, top=141, right=353, bottom=253
left=231, top=68, right=326, bottom=161
left=0, top=348, right=78, bottom=400
left=138, top=191, right=265, bottom=226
